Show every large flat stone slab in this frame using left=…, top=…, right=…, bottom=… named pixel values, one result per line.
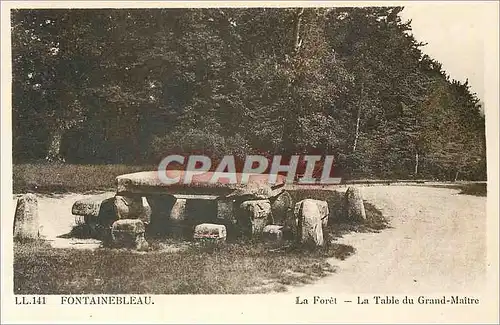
left=116, top=171, right=286, bottom=197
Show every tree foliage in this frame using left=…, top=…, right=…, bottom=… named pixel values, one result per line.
left=11, top=7, right=486, bottom=180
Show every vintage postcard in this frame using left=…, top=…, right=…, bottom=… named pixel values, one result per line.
left=1, top=1, right=498, bottom=324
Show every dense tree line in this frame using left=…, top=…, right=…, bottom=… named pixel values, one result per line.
left=11, top=7, right=486, bottom=180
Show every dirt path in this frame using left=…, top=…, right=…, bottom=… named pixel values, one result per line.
left=13, top=192, right=113, bottom=249
left=287, top=186, right=487, bottom=294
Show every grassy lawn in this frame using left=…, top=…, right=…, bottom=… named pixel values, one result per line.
left=13, top=163, right=487, bottom=197
left=14, top=240, right=355, bottom=294
left=13, top=163, right=155, bottom=193
left=426, top=182, right=487, bottom=197
left=454, top=182, right=487, bottom=196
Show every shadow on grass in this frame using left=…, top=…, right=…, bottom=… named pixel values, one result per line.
left=58, top=224, right=93, bottom=239
left=329, top=201, right=392, bottom=239
left=288, top=189, right=391, bottom=239
left=456, top=183, right=486, bottom=196
left=14, top=239, right=355, bottom=295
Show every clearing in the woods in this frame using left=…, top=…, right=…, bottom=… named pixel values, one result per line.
left=12, top=178, right=486, bottom=294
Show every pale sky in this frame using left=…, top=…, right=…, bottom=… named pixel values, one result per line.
left=399, top=3, right=491, bottom=102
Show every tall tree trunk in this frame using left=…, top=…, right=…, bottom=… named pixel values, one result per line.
left=281, top=8, right=305, bottom=154
left=45, top=128, right=65, bottom=162
left=293, top=8, right=305, bottom=54
left=454, top=170, right=460, bottom=182
left=352, top=83, right=364, bottom=153
left=352, top=106, right=361, bottom=153
left=414, top=152, right=419, bottom=176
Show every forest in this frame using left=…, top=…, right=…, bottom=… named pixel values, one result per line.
left=11, top=7, right=487, bottom=180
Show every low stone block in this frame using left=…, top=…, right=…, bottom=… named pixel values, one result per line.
left=111, top=219, right=148, bottom=250
left=14, top=193, right=40, bottom=240
left=193, top=223, right=227, bottom=241
left=112, top=219, right=146, bottom=233
left=262, top=225, right=284, bottom=242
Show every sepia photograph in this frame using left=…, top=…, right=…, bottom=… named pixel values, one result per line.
left=1, top=1, right=498, bottom=324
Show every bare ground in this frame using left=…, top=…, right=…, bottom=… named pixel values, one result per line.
left=13, top=192, right=113, bottom=249
left=285, top=185, right=487, bottom=294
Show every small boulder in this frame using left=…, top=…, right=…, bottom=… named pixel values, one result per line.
left=170, top=198, right=187, bottom=221
left=193, top=223, right=227, bottom=241
left=270, top=191, right=294, bottom=226
left=237, top=200, right=272, bottom=237
left=344, top=187, right=366, bottom=221
left=111, top=219, right=149, bottom=250
left=14, top=193, right=40, bottom=241
left=262, top=225, right=284, bottom=242
left=167, top=198, right=188, bottom=239
left=227, top=183, right=274, bottom=201
left=135, top=235, right=149, bottom=251
left=114, top=195, right=152, bottom=224
left=293, top=199, right=329, bottom=228
left=294, top=199, right=324, bottom=246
